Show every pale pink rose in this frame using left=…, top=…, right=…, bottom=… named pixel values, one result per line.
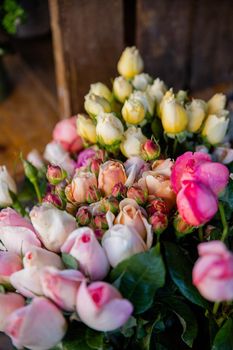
left=61, top=227, right=110, bottom=281
left=213, top=146, right=233, bottom=165
left=115, top=198, right=152, bottom=248
left=71, top=171, right=97, bottom=203
left=41, top=267, right=85, bottom=311
left=124, top=157, right=150, bottom=187
left=98, top=161, right=127, bottom=195
left=0, top=251, right=22, bottom=286
left=53, top=116, right=83, bottom=153
left=30, top=203, right=76, bottom=252
left=177, top=181, right=218, bottom=226
left=4, top=297, right=67, bottom=350
left=0, top=208, right=41, bottom=254
left=193, top=241, right=233, bottom=301
left=102, top=224, right=147, bottom=267
left=27, top=149, right=44, bottom=169
left=0, top=293, right=25, bottom=331
left=151, top=159, right=174, bottom=177
left=44, top=141, right=76, bottom=176
left=10, top=267, right=44, bottom=298
left=23, top=246, right=64, bottom=270
left=76, top=281, right=133, bottom=331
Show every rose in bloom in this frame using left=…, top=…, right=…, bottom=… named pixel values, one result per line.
left=4, top=297, right=67, bottom=350
left=117, top=46, right=143, bottom=79
left=0, top=251, right=22, bottom=286
left=53, top=116, right=83, bottom=153
left=202, top=113, right=229, bottom=145
left=115, top=198, right=153, bottom=248
left=44, top=141, right=76, bottom=176
left=98, top=161, right=127, bottom=196
left=76, top=281, right=133, bottom=331
left=0, top=166, right=17, bottom=207
left=61, top=227, right=110, bottom=280
left=193, top=241, right=233, bottom=301
left=102, top=224, right=147, bottom=267
left=30, top=203, right=76, bottom=252
left=0, top=208, right=41, bottom=254
left=27, top=149, right=44, bottom=169
left=96, top=113, right=124, bottom=146
left=0, top=293, right=25, bottom=331
left=41, top=267, right=85, bottom=311
left=113, top=76, right=133, bottom=103
left=120, top=127, right=147, bottom=158
left=76, top=113, right=97, bottom=144
left=70, top=171, right=97, bottom=203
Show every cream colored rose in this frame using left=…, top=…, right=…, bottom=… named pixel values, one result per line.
left=76, top=113, right=97, bottom=144
left=98, top=161, right=127, bottom=195
left=113, top=76, right=133, bottom=103
left=186, top=99, right=207, bottom=132
left=132, top=73, right=152, bottom=91
left=96, top=113, right=124, bottom=146
left=120, top=127, right=147, bottom=158
left=207, top=93, right=226, bottom=114
left=117, top=46, right=144, bottom=79
left=84, top=93, right=111, bottom=116
left=202, top=114, right=229, bottom=145
left=89, top=82, right=112, bottom=102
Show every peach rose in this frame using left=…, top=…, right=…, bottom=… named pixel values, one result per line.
left=98, top=161, right=127, bottom=196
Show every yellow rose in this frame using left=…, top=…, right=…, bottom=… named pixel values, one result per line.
left=76, top=114, right=97, bottom=144
left=117, top=46, right=144, bottom=79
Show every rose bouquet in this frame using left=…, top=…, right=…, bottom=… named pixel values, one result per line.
left=0, top=47, right=233, bottom=350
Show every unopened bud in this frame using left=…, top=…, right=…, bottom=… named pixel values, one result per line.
left=90, top=158, right=102, bottom=177
left=65, top=184, right=75, bottom=203
left=46, top=165, right=67, bottom=185
left=86, top=186, right=102, bottom=203
left=146, top=198, right=169, bottom=216
left=112, top=182, right=127, bottom=199
left=76, top=206, right=92, bottom=226
left=43, top=193, right=63, bottom=209
left=174, top=215, right=194, bottom=236
left=94, top=228, right=105, bottom=240
left=149, top=212, right=168, bottom=235
left=141, top=140, right=160, bottom=161
left=127, top=185, right=148, bottom=205
left=66, top=202, right=77, bottom=216
left=101, top=196, right=119, bottom=214
left=22, top=158, right=37, bottom=183
left=93, top=213, right=108, bottom=230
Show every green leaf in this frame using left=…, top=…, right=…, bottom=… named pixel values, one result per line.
left=164, top=242, right=209, bottom=309
left=212, top=318, right=233, bottom=350
left=62, top=253, right=78, bottom=270
left=164, top=297, right=198, bottom=347
left=110, top=244, right=166, bottom=314
left=219, top=179, right=233, bottom=210
left=121, top=316, right=137, bottom=338
left=86, top=328, right=104, bottom=349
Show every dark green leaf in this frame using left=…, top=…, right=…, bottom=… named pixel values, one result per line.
left=86, top=328, right=104, bottom=349
left=62, top=253, right=78, bottom=270
left=121, top=316, right=137, bottom=337
left=164, top=242, right=209, bottom=309
left=219, top=180, right=233, bottom=210
left=212, top=318, right=233, bottom=350
left=110, top=245, right=166, bottom=314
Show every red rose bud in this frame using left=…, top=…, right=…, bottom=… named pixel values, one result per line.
left=146, top=198, right=169, bottom=216
left=127, top=185, right=148, bottom=205
left=149, top=212, right=168, bottom=235
left=174, top=215, right=194, bottom=236
left=141, top=140, right=160, bottom=161
left=94, top=228, right=105, bottom=240
left=90, top=158, right=102, bottom=177
left=93, top=213, right=109, bottom=230
left=86, top=186, right=102, bottom=203
left=46, top=165, right=67, bottom=185
left=76, top=206, right=92, bottom=226
left=101, top=196, right=119, bottom=214
left=43, top=193, right=63, bottom=209
left=112, top=182, right=127, bottom=199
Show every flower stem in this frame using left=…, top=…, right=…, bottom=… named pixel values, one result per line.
left=219, top=202, right=228, bottom=242
left=173, top=138, right=178, bottom=156
left=213, top=302, right=220, bottom=315
left=198, top=226, right=204, bottom=241
left=32, top=180, right=42, bottom=203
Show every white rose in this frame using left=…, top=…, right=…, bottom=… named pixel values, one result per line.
left=132, top=73, right=153, bottom=91
left=96, top=113, right=124, bottom=146
left=89, top=82, right=112, bottom=102
left=43, top=141, right=75, bottom=176
left=202, top=114, right=229, bottom=145
left=120, top=127, right=147, bottom=158
left=113, top=76, right=132, bottom=103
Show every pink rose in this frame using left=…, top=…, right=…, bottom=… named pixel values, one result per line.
left=70, top=171, right=97, bottom=204
left=61, top=227, right=110, bottom=281
left=4, top=297, right=67, bottom=350
left=27, top=149, right=44, bottom=169
left=193, top=241, right=233, bottom=301
left=23, top=246, right=64, bottom=270
left=98, top=161, right=127, bottom=195
left=76, top=147, right=97, bottom=168
left=41, top=267, right=85, bottom=311
left=0, top=293, right=25, bottom=331
left=53, top=116, right=83, bottom=153
left=76, top=281, right=133, bottom=331
left=0, top=208, right=41, bottom=254
left=177, top=181, right=218, bottom=226
left=0, top=251, right=22, bottom=286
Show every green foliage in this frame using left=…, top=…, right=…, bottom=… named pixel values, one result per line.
left=61, top=253, right=79, bottom=270
left=212, top=318, right=233, bottom=350
left=1, top=0, right=26, bottom=34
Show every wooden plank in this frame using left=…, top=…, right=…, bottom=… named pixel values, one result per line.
left=190, top=0, right=233, bottom=90
left=49, top=0, right=124, bottom=118
left=136, top=0, right=194, bottom=90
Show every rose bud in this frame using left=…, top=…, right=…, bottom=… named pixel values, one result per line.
left=202, top=113, right=229, bottom=145
left=77, top=281, right=133, bottom=331
left=0, top=251, right=22, bottom=286
left=173, top=215, right=194, bottom=236
left=102, top=224, right=147, bottom=267
left=10, top=266, right=44, bottom=297
left=160, top=90, right=188, bottom=134
left=117, top=46, right=143, bottom=79
left=86, top=186, right=102, bottom=204
left=94, top=228, right=105, bottom=240
left=120, top=127, right=147, bottom=158
left=127, top=184, right=148, bottom=205
left=207, top=93, right=226, bottom=114
left=96, top=113, right=124, bottom=148
left=0, top=166, right=17, bottom=207
left=147, top=78, right=167, bottom=105
left=112, top=182, right=127, bottom=199
left=89, top=82, right=112, bottom=103
left=61, top=227, right=110, bottom=281
left=27, top=149, right=44, bottom=170
left=53, top=116, right=83, bottom=153
left=66, top=202, right=78, bottom=216
left=149, top=212, right=168, bottom=235
left=76, top=206, right=92, bottom=226
left=46, top=165, right=67, bottom=185
left=43, top=193, right=63, bottom=209
left=71, top=171, right=97, bottom=204
left=84, top=93, right=111, bottom=117
left=98, top=160, right=127, bottom=196
left=76, top=113, right=97, bottom=144
left=0, top=293, right=25, bottom=331
left=30, top=203, right=76, bottom=252
left=193, top=241, right=233, bottom=301
left=141, top=139, right=160, bottom=161
left=132, top=73, right=153, bottom=91
left=4, top=297, right=67, bottom=350
left=122, top=97, right=146, bottom=125
left=100, top=196, right=119, bottom=214
left=113, top=76, right=133, bottom=103
left=186, top=99, right=207, bottom=133
left=44, top=141, right=76, bottom=176
left=93, top=213, right=108, bottom=230
left=41, top=267, right=85, bottom=311
left=0, top=208, right=41, bottom=254
left=23, top=246, right=64, bottom=270
left=90, top=158, right=102, bottom=177
left=131, top=90, right=154, bottom=116
left=146, top=197, right=169, bottom=216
